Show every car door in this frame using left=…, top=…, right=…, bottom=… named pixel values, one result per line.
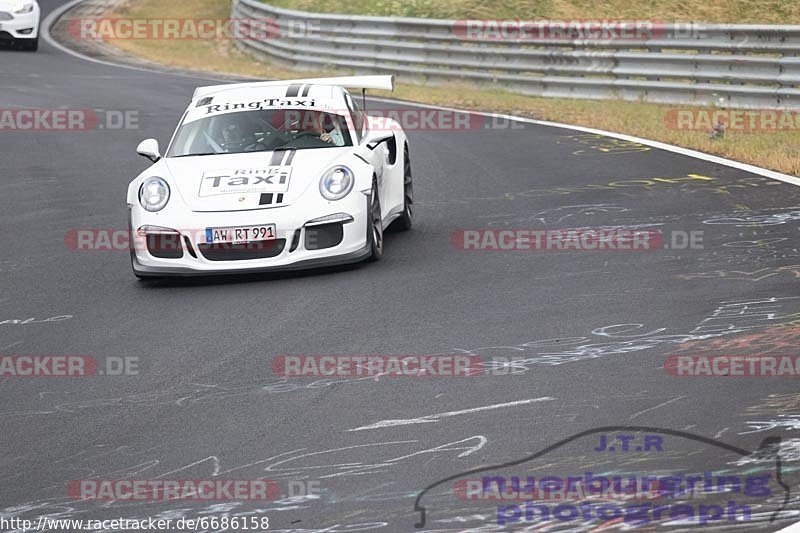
left=346, top=93, right=391, bottom=221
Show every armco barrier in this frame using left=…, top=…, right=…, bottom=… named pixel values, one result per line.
left=233, top=0, right=800, bottom=109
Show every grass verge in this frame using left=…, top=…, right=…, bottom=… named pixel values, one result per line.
left=263, top=0, right=800, bottom=24
left=103, top=0, right=800, bottom=176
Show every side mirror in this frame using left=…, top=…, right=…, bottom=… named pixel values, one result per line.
left=136, top=139, right=161, bottom=163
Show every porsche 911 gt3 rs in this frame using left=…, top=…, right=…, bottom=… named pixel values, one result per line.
left=126, top=75, right=413, bottom=278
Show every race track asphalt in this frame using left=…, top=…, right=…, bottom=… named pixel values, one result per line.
left=1, top=2, right=799, bottom=531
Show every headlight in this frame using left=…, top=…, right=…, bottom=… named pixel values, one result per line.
left=319, top=166, right=354, bottom=201
left=14, top=3, right=34, bottom=14
left=138, top=177, right=170, bottom=212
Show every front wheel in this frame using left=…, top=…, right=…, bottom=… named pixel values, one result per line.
left=367, top=180, right=383, bottom=262
left=389, top=145, right=413, bottom=232
left=21, top=37, right=38, bottom=51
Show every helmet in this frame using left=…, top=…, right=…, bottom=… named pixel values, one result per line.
left=219, top=121, right=248, bottom=151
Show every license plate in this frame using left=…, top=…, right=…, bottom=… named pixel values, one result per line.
left=204, top=224, right=276, bottom=245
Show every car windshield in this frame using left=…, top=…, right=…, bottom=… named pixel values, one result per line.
left=166, top=109, right=353, bottom=157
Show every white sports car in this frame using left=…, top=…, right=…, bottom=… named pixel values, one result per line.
left=0, top=0, right=40, bottom=51
left=127, top=76, right=413, bottom=278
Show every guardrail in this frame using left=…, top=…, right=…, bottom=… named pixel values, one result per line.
left=233, top=0, right=800, bottom=109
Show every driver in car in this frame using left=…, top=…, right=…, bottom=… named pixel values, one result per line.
left=220, top=122, right=248, bottom=151
left=288, top=110, right=344, bottom=145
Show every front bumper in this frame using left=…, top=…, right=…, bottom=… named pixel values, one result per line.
left=129, top=193, right=371, bottom=277
left=0, top=9, right=40, bottom=39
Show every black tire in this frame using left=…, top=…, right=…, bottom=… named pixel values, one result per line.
left=367, top=179, right=384, bottom=262
left=389, top=145, right=413, bottom=232
left=22, top=37, right=38, bottom=51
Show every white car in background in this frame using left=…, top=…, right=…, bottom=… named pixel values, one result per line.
left=0, top=0, right=40, bottom=51
left=127, top=75, right=414, bottom=278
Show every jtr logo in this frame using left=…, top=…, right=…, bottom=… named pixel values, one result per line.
left=594, top=434, right=665, bottom=452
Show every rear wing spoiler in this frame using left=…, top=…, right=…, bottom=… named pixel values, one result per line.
left=192, top=75, right=395, bottom=100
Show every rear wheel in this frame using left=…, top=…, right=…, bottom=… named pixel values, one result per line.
left=390, top=145, right=413, bottom=231
left=367, top=179, right=383, bottom=262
